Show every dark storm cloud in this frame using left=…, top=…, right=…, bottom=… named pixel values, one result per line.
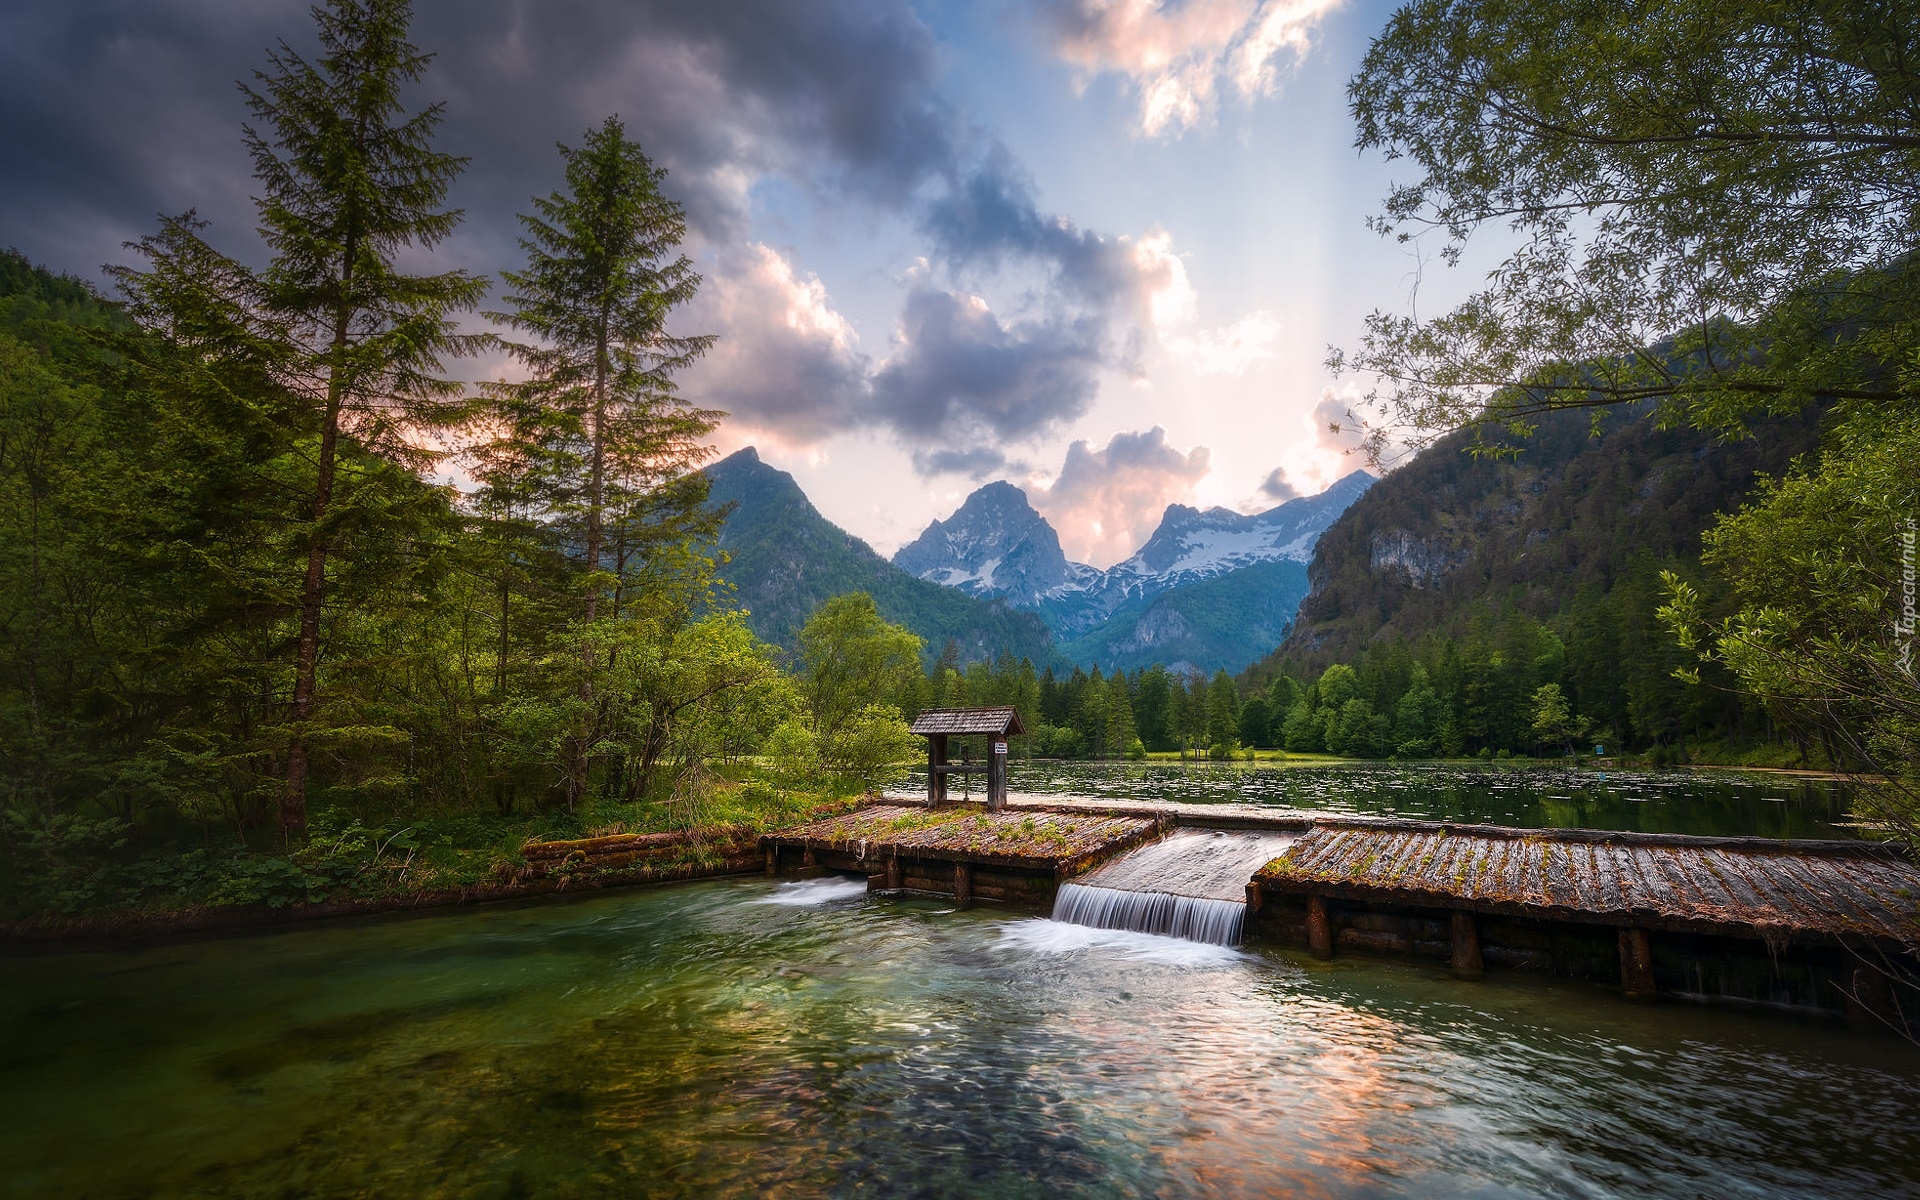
left=912, top=446, right=1009, bottom=478
left=868, top=285, right=1103, bottom=444
left=920, top=144, right=1139, bottom=308
left=0, top=0, right=959, bottom=280
left=0, top=0, right=1154, bottom=462
left=1257, top=466, right=1301, bottom=502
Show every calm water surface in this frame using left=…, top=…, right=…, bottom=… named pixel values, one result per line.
left=1000, top=761, right=1860, bottom=839
left=5, top=876, right=1917, bottom=1198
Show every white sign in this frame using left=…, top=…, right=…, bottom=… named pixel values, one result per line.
left=993, top=741, right=1007, bottom=755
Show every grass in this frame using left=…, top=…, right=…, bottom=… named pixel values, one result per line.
left=2, top=772, right=866, bottom=925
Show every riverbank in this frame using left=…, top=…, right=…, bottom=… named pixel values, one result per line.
left=0, top=781, right=864, bottom=946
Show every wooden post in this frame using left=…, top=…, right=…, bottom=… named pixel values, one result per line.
left=1618, top=927, right=1656, bottom=1001
left=928, top=734, right=948, bottom=806
left=885, top=856, right=902, bottom=892
left=1450, top=911, right=1484, bottom=979
left=954, top=861, right=973, bottom=905
left=987, top=738, right=1008, bottom=811
left=801, top=847, right=816, bottom=869
left=1844, top=965, right=1901, bottom=1035
left=765, top=846, right=778, bottom=877
left=1307, top=894, right=1333, bottom=959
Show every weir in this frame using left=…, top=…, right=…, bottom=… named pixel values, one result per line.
left=1052, top=830, right=1298, bottom=946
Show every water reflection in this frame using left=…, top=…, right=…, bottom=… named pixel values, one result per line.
left=2, top=877, right=1916, bottom=1198
left=993, top=761, right=1861, bottom=839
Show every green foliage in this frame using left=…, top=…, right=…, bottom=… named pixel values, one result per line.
left=796, top=593, right=923, bottom=747
left=1341, top=0, right=1920, bottom=448
left=823, top=704, right=919, bottom=792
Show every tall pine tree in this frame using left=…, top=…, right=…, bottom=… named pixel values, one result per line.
left=489, top=116, right=719, bottom=804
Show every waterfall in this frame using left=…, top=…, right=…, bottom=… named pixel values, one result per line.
left=1049, top=829, right=1298, bottom=947
left=1053, top=882, right=1248, bottom=945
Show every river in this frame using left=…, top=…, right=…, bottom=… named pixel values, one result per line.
left=5, top=867, right=1917, bottom=1197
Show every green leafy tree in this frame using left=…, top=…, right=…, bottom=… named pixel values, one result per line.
left=796, top=593, right=923, bottom=750
left=1528, top=683, right=1588, bottom=757
left=1339, top=0, right=1920, bottom=449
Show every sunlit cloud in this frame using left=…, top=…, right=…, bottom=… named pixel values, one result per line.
left=1026, top=426, right=1211, bottom=566
left=1039, top=0, right=1345, bottom=136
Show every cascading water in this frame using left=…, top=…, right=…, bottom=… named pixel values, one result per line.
left=1050, top=829, right=1298, bottom=947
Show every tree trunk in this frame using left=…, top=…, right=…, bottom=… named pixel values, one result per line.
left=282, top=281, right=351, bottom=844
left=283, top=393, right=341, bottom=844
left=569, top=329, right=612, bottom=808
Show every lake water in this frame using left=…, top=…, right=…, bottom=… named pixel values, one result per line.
left=5, top=876, right=1918, bottom=1198
left=994, top=761, right=1862, bottom=839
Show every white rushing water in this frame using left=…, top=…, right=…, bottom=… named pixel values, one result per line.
left=1052, top=883, right=1249, bottom=945
left=752, top=876, right=870, bottom=906
left=1049, top=829, right=1299, bottom=946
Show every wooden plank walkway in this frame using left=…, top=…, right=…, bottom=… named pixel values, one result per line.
left=1255, top=820, right=1920, bottom=947
left=763, top=804, right=1168, bottom=878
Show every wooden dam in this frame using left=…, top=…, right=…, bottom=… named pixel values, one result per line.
left=763, top=797, right=1920, bottom=1033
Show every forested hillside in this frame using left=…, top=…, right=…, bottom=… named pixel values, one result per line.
left=1232, top=404, right=1829, bottom=762
left=703, top=449, right=1055, bottom=666
left=1059, top=559, right=1310, bottom=676
left=1280, top=403, right=1824, bottom=666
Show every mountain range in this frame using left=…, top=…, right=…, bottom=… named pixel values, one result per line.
left=701, top=449, right=1054, bottom=666
left=700, top=446, right=1374, bottom=676
left=891, top=469, right=1374, bottom=674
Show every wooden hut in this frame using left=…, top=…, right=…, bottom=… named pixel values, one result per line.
left=910, top=706, right=1026, bottom=811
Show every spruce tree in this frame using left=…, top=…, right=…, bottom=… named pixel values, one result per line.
left=489, top=116, right=719, bottom=804
left=114, top=2, right=484, bottom=841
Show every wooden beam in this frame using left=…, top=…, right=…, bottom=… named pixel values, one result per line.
left=885, top=856, right=902, bottom=892
left=1844, top=965, right=1902, bottom=1036
left=1307, top=894, right=1333, bottom=959
left=764, top=846, right=777, bottom=877
left=1618, top=927, right=1656, bottom=1001
left=1450, top=911, right=1484, bottom=979
left=954, top=861, right=973, bottom=905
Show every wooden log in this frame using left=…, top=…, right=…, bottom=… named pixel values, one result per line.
left=802, top=847, right=816, bottom=868
left=1307, top=894, right=1333, bottom=959
left=1618, top=927, right=1656, bottom=1001
left=954, top=861, right=973, bottom=906
left=1450, top=911, right=1484, bottom=979
left=765, top=846, right=778, bottom=877
left=886, top=856, right=902, bottom=891
left=521, top=830, right=687, bottom=859
left=1337, top=927, right=1411, bottom=954
left=1843, top=965, right=1901, bottom=1035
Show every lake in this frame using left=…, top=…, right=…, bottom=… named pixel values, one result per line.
left=992, top=760, right=1862, bottom=839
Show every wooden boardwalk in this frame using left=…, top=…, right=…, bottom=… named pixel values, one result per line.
left=1254, top=820, right=1920, bottom=948
left=763, top=803, right=1167, bottom=879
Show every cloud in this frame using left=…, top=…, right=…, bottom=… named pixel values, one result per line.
left=1028, top=427, right=1210, bottom=566
left=1311, top=388, right=1369, bottom=460
left=912, top=446, right=1010, bottom=478
left=869, top=285, right=1105, bottom=443
left=0, top=0, right=964, bottom=275
left=684, top=243, right=869, bottom=443
left=1038, top=0, right=1344, bottom=136
left=1256, top=465, right=1301, bottom=502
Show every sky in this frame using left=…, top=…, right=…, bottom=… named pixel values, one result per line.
left=0, top=0, right=1481, bottom=568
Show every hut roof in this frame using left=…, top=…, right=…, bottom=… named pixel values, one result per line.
left=1256, top=822, right=1920, bottom=946
left=909, top=706, right=1027, bottom=737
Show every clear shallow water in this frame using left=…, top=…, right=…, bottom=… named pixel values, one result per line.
left=1001, top=761, right=1861, bottom=839
left=5, top=878, right=1918, bottom=1198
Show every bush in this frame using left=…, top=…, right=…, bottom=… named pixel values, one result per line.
left=763, top=719, right=821, bottom=785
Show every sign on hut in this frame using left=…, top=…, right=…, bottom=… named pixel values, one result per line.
left=910, top=706, right=1026, bottom=811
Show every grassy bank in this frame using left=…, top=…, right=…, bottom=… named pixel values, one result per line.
left=1, top=774, right=866, bottom=935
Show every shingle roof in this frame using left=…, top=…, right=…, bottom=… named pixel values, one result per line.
left=908, top=706, right=1027, bottom=736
